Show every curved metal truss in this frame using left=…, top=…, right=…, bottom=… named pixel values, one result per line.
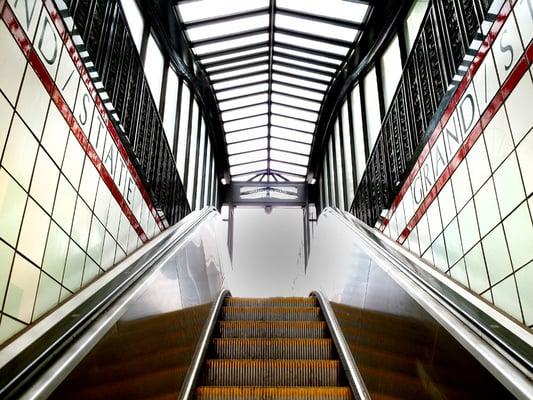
left=175, top=0, right=372, bottom=183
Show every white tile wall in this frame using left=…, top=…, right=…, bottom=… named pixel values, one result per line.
left=0, top=0, right=162, bottom=344
left=382, top=1, right=533, bottom=328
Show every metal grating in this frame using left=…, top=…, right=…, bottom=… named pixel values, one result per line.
left=175, top=0, right=372, bottom=183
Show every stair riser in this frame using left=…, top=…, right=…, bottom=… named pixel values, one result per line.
left=221, top=307, right=322, bottom=321
left=226, top=298, right=317, bottom=307
left=218, top=322, right=328, bottom=338
left=196, top=387, right=353, bottom=400
left=212, top=339, right=335, bottom=360
left=203, top=360, right=343, bottom=386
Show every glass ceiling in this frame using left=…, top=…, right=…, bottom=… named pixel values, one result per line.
left=176, top=0, right=371, bottom=182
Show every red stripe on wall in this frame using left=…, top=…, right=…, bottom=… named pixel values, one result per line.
left=398, top=45, right=531, bottom=244
left=1, top=4, right=149, bottom=243
left=42, top=0, right=166, bottom=232
left=383, top=0, right=516, bottom=229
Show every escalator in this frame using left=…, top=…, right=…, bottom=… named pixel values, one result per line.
left=0, top=208, right=530, bottom=399
left=182, top=294, right=364, bottom=399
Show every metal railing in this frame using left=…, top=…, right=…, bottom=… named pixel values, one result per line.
left=311, top=291, right=371, bottom=400
left=0, top=208, right=218, bottom=399
left=326, top=208, right=533, bottom=399
left=61, top=0, right=190, bottom=224
left=178, top=289, right=231, bottom=400
left=352, top=0, right=491, bottom=225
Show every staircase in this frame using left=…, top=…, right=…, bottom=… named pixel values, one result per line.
left=194, top=296, right=354, bottom=399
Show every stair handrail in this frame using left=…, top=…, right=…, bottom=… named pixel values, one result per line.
left=324, top=207, right=533, bottom=399
left=0, top=207, right=220, bottom=399
left=311, top=291, right=371, bottom=400
left=178, top=289, right=231, bottom=400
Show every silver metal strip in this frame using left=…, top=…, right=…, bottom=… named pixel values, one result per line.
left=311, top=290, right=371, bottom=400
left=179, top=289, right=231, bottom=400
left=1, top=208, right=218, bottom=399
left=326, top=208, right=533, bottom=399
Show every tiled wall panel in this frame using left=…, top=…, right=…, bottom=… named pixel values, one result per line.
left=0, top=0, right=163, bottom=344
left=379, top=0, right=533, bottom=329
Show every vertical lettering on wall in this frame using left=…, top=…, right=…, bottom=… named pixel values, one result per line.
left=10, top=0, right=41, bottom=38
left=499, top=28, right=515, bottom=71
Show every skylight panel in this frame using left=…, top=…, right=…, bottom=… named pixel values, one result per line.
left=274, top=172, right=306, bottom=182
left=219, top=93, right=269, bottom=111
left=271, top=115, right=315, bottom=132
left=226, top=126, right=268, bottom=143
left=232, top=172, right=264, bottom=182
left=206, top=56, right=269, bottom=73
left=271, top=137, right=311, bottom=154
left=276, top=33, right=348, bottom=56
left=187, top=14, right=269, bottom=42
left=275, top=13, right=359, bottom=42
left=270, top=160, right=307, bottom=176
left=272, top=73, right=327, bottom=92
left=229, top=149, right=268, bottom=165
left=178, top=0, right=269, bottom=24
left=271, top=126, right=314, bottom=144
left=224, top=114, right=268, bottom=132
left=222, top=104, right=269, bottom=122
left=227, top=138, right=268, bottom=155
left=276, top=0, right=369, bottom=24
left=275, top=47, right=342, bottom=65
left=217, top=83, right=269, bottom=101
left=271, top=93, right=321, bottom=112
left=273, top=64, right=331, bottom=82
left=194, top=33, right=269, bottom=56
left=273, top=55, right=336, bottom=73
left=202, top=47, right=269, bottom=64
left=211, top=65, right=268, bottom=81
left=270, top=150, right=309, bottom=166
left=230, top=160, right=268, bottom=175
left=271, top=104, right=318, bottom=122
left=213, top=73, right=269, bottom=91
left=271, top=83, right=324, bottom=101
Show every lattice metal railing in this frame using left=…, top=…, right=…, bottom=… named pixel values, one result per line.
left=351, top=0, right=491, bottom=225
left=63, top=0, right=190, bottom=225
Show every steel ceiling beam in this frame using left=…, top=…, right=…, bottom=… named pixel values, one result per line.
left=191, top=27, right=270, bottom=47
left=276, top=8, right=365, bottom=30
left=272, top=60, right=334, bottom=78
left=196, top=41, right=270, bottom=60
left=184, top=7, right=270, bottom=29
left=266, top=0, right=276, bottom=181
left=211, top=69, right=270, bottom=84
left=271, top=89, right=322, bottom=105
left=219, top=90, right=270, bottom=106
left=215, top=79, right=270, bottom=95
left=208, top=59, right=270, bottom=76
left=271, top=100, right=319, bottom=114
left=274, top=27, right=354, bottom=48
left=203, top=50, right=271, bottom=69
left=271, top=78, right=325, bottom=95
left=221, top=100, right=269, bottom=114
left=274, top=42, right=345, bottom=62
left=272, top=49, right=339, bottom=70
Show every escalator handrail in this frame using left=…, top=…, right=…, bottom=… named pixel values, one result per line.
left=178, top=289, right=231, bottom=400
left=324, top=207, right=533, bottom=398
left=0, top=207, right=219, bottom=399
left=311, top=291, right=371, bottom=400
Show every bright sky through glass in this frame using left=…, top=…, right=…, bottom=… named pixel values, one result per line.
left=176, top=0, right=370, bottom=181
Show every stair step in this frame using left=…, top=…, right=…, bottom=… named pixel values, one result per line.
left=218, top=321, right=328, bottom=338
left=203, top=359, right=344, bottom=386
left=211, top=338, right=335, bottom=359
left=196, top=386, right=353, bottom=399
left=226, top=297, right=317, bottom=307
left=221, top=306, right=322, bottom=321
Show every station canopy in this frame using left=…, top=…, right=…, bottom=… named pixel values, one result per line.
left=176, top=0, right=371, bottom=182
